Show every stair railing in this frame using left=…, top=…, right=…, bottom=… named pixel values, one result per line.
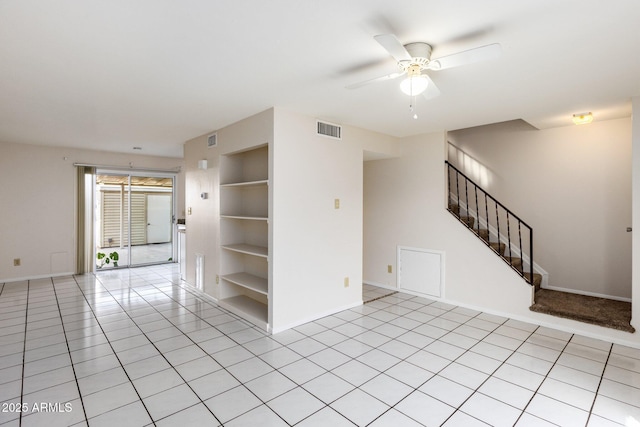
left=445, top=160, right=534, bottom=285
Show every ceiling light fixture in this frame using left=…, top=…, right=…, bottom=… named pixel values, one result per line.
left=400, top=64, right=428, bottom=96
left=572, top=112, right=593, bottom=125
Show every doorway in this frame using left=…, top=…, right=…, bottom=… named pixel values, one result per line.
left=94, top=171, right=175, bottom=269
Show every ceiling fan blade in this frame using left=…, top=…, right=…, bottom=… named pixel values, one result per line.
left=429, top=43, right=501, bottom=71
left=374, top=34, right=411, bottom=62
left=422, top=74, right=441, bottom=100
left=346, top=71, right=405, bottom=90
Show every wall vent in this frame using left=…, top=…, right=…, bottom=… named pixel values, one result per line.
left=316, top=120, right=342, bottom=140
left=207, top=133, right=217, bottom=148
left=195, top=253, right=204, bottom=291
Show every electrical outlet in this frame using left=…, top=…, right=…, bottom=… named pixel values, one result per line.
left=344, top=277, right=349, bottom=288
left=216, top=275, right=219, bottom=284
left=387, top=265, right=393, bottom=274
left=13, top=258, right=20, bottom=267
left=188, top=207, right=192, bottom=215
left=334, top=199, right=340, bottom=209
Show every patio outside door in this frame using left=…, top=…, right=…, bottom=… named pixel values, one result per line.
left=95, top=171, right=175, bottom=269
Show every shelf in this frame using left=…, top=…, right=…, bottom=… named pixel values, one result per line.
left=221, top=179, right=268, bottom=188
left=219, top=295, right=268, bottom=329
left=221, top=272, right=268, bottom=295
left=221, top=243, right=268, bottom=258
left=219, top=143, right=270, bottom=332
left=220, top=215, right=268, bottom=221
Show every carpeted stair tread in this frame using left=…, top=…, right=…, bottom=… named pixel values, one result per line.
left=447, top=206, right=535, bottom=289
left=459, top=216, right=475, bottom=228
left=489, top=242, right=506, bottom=254
left=524, top=272, right=542, bottom=290
left=477, top=229, right=490, bottom=240
left=504, top=256, right=523, bottom=268
left=530, top=289, right=634, bottom=333
left=445, top=199, right=632, bottom=333
left=448, top=205, right=476, bottom=229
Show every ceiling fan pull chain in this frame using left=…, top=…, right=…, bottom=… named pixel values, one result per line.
left=410, top=94, right=418, bottom=120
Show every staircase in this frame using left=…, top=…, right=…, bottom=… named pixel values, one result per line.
left=445, top=161, right=542, bottom=289
left=446, top=160, right=635, bottom=333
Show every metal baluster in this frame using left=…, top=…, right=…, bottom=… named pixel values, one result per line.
left=455, top=170, right=460, bottom=217
left=495, top=201, right=500, bottom=247
left=474, top=184, right=479, bottom=233
left=518, top=220, right=524, bottom=280
left=530, top=229, right=534, bottom=286
left=464, top=176, right=469, bottom=227
left=506, top=211, right=512, bottom=270
left=484, top=193, right=489, bottom=241
left=447, top=164, right=452, bottom=210
left=444, top=161, right=535, bottom=287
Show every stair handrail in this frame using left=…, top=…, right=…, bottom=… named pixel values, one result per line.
left=445, top=160, right=534, bottom=286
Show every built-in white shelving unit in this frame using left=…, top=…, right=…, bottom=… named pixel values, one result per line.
left=218, top=144, right=270, bottom=330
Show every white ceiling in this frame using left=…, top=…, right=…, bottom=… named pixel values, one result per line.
left=1, top=1, right=639, bottom=158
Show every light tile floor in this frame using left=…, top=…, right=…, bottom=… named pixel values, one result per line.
left=1, top=265, right=639, bottom=426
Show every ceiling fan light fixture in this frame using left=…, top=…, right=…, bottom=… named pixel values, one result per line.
left=400, top=74, right=428, bottom=96
left=572, top=112, right=593, bottom=125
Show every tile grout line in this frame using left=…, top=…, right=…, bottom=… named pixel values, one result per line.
left=89, top=272, right=249, bottom=425
left=346, top=297, right=567, bottom=426
left=425, top=316, right=588, bottom=425
left=584, top=342, right=613, bottom=426
left=453, top=323, right=545, bottom=426
left=150, top=275, right=355, bottom=425
left=71, top=274, right=158, bottom=426
left=18, top=280, right=30, bottom=427
left=429, top=315, right=516, bottom=425
left=362, top=300, right=509, bottom=426
left=19, top=266, right=635, bottom=427
left=283, top=295, right=448, bottom=424
left=513, top=332, right=575, bottom=426
left=147, top=277, right=309, bottom=422
left=147, top=281, right=295, bottom=426
left=50, top=276, right=89, bottom=424
left=369, top=294, right=609, bottom=424
left=72, top=274, right=557, bottom=426
left=307, top=297, right=464, bottom=424
left=281, top=297, right=492, bottom=426
left=129, top=280, right=254, bottom=425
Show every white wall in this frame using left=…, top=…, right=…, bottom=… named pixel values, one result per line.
left=632, top=97, right=640, bottom=330
left=182, top=133, right=219, bottom=296
left=182, top=108, right=274, bottom=297
left=183, top=107, right=399, bottom=332
left=364, top=132, right=533, bottom=309
left=0, top=141, right=184, bottom=282
left=364, top=131, right=640, bottom=347
left=270, top=109, right=398, bottom=331
left=448, top=118, right=632, bottom=300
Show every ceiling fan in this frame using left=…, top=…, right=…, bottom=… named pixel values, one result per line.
left=347, top=34, right=501, bottom=101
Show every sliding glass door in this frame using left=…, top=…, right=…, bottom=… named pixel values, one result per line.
left=94, top=171, right=175, bottom=269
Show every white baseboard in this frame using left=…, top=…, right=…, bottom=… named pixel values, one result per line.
left=365, top=279, right=638, bottom=348
left=270, top=300, right=363, bottom=334
left=0, top=271, right=75, bottom=284
left=541, top=284, right=632, bottom=303
left=189, top=285, right=219, bottom=304
left=443, top=296, right=638, bottom=349
left=363, top=280, right=398, bottom=292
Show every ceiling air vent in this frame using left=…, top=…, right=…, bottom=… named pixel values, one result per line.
left=207, top=133, right=217, bottom=148
left=316, top=120, right=342, bottom=140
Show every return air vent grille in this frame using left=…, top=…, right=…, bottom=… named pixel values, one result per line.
left=316, top=121, right=342, bottom=140
left=207, top=133, right=217, bottom=148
